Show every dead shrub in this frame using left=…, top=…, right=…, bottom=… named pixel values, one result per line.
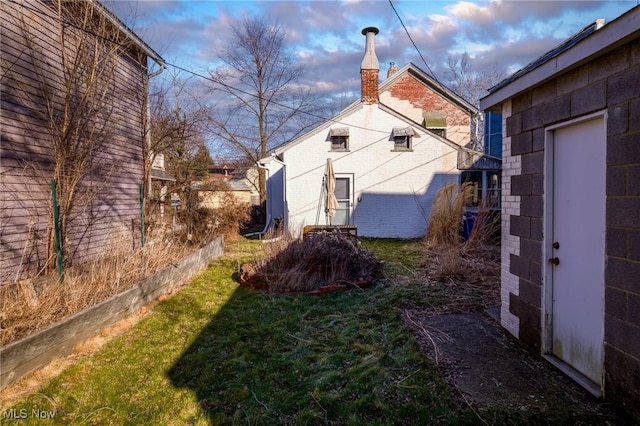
left=423, top=183, right=500, bottom=289
left=212, top=194, right=251, bottom=240
left=180, top=193, right=251, bottom=243
left=465, top=207, right=501, bottom=249
left=240, top=231, right=383, bottom=293
left=425, top=183, right=473, bottom=249
left=0, top=234, right=193, bottom=346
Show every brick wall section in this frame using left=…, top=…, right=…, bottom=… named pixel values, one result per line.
left=503, top=38, right=640, bottom=413
left=381, top=75, right=471, bottom=146
left=385, top=76, right=470, bottom=126
left=361, top=69, right=379, bottom=104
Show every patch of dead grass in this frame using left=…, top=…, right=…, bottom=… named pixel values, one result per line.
left=0, top=231, right=196, bottom=346
left=420, top=183, right=501, bottom=313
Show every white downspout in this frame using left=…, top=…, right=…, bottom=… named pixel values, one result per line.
left=245, top=154, right=286, bottom=238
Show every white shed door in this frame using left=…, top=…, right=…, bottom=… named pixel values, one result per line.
left=550, top=115, right=605, bottom=387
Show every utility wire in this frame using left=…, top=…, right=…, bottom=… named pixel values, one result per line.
left=387, top=0, right=452, bottom=97
left=6, top=0, right=397, bottom=136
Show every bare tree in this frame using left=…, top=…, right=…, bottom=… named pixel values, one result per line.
left=204, top=16, right=320, bottom=203
left=446, top=53, right=505, bottom=151
left=148, top=71, right=212, bottom=210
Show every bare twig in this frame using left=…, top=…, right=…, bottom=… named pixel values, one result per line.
left=403, top=310, right=452, bottom=365
left=459, top=390, right=489, bottom=425
left=395, top=368, right=421, bottom=389
left=285, top=333, right=314, bottom=346
left=252, top=390, right=270, bottom=412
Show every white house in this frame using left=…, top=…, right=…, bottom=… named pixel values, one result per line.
left=260, top=27, right=478, bottom=239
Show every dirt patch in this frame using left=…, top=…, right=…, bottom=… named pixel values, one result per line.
left=404, top=308, right=624, bottom=421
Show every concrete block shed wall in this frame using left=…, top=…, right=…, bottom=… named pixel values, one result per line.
left=501, top=37, right=640, bottom=412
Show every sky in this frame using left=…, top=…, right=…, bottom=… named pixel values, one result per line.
left=108, top=0, right=638, bottom=102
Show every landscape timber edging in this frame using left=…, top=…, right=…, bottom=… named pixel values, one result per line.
left=0, top=237, right=224, bottom=390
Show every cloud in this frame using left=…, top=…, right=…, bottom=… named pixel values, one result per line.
left=109, top=0, right=637, bottom=105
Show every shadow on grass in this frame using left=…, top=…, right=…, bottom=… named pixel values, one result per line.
left=164, top=240, right=636, bottom=426
left=166, top=267, right=458, bottom=425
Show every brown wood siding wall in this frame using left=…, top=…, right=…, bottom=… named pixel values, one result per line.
left=505, top=38, right=640, bottom=414
left=1, top=0, right=148, bottom=283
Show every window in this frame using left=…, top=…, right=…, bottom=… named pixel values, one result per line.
left=428, top=128, right=446, bottom=138
left=329, top=127, right=349, bottom=151
left=331, top=136, right=348, bottom=150
left=484, top=111, right=502, bottom=157
left=424, top=112, right=447, bottom=139
left=392, top=126, right=416, bottom=151
left=460, top=170, right=501, bottom=210
left=394, top=135, right=411, bottom=149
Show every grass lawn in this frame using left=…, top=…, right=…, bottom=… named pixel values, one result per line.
left=0, top=239, right=621, bottom=425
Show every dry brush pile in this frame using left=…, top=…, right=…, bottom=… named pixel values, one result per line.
left=240, top=231, right=383, bottom=294
left=1, top=191, right=254, bottom=346
left=422, top=182, right=501, bottom=310
left=0, top=233, right=193, bottom=346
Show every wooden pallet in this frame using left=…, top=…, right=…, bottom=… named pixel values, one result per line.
left=302, top=225, right=358, bottom=239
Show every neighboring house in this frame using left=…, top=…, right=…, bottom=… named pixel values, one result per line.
left=149, top=152, right=176, bottom=219
left=193, top=179, right=253, bottom=209
left=0, top=0, right=165, bottom=283
left=480, top=6, right=639, bottom=413
left=206, top=164, right=260, bottom=206
left=260, top=27, right=480, bottom=239
left=379, top=61, right=476, bottom=147
left=457, top=116, right=502, bottom=212
left=381, top=60, right=501, bottom=213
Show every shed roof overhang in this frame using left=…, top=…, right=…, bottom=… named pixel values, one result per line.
left=329, top=127, right=350, bottom=137
left=392, top=126, right=419, bottom=137
left=480, top=6, right=640, bottom=111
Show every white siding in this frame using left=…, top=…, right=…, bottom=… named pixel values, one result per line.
left=281, top=104, right=459, bottom=238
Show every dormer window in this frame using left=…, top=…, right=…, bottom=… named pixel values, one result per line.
left=424, top=111, right=447, bottom=138
left=330, top=127, right=349, bottom=151
left=392, top=126, right=417, bottom=151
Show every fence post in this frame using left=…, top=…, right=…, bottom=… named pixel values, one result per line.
left=50, top=180, right=64, bottom=282
left=139, top=183, right=145, bottom=248
left=186, top=186, right=192, bottom=240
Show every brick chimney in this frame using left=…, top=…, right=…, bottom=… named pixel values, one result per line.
left=360, top=27, right=379, bottom=104
left=387, top=62, right=398, bottom=78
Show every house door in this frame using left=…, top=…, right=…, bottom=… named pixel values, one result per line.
left=333, top=176, right=353, bottom=225
left=546, top=113, right=606, bottom=392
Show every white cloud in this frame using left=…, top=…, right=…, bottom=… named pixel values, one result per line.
left=109, top=0, right=637, bottom=106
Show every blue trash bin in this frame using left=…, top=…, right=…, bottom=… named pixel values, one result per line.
left=461, top=212, right=476, bottom=241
